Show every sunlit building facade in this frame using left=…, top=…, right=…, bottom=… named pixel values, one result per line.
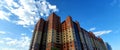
left=29, top=13, right=109, bottom=50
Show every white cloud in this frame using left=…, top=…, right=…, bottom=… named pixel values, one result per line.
left=88, top=27, right=112, bottom=36
left=0, top=40, right=4, bottom=44
left=0, top=31, right=10, bottom=35
left=93, top=30, right=112, bottom=36
left=48, top=4, right=58, bottom=11
left=36, top=0, right=58, bottom=17
left=88, top=27, right=96, bottom=31
left=0, top=11, right=11, bottom=21
left=0, top=31, right=6, bottom=34
left=3, top=37, right=13, bottom=41
left=1, top=48, right=17, bottom=50
left=0, top=33, right=31, bottom=50
left=31, top=30, right=34, bottom=33
left=4, top=0, right=20, bottom=7
left=0, top=0, right=58, bottom=27
left=0, top=31, right=11, bottom=35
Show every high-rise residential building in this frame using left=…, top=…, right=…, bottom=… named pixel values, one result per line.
left=105, top=42, right=112, bottom=50
left=29, top=13, right=108, bottom=50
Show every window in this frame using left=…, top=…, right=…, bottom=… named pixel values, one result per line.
left=64, top=46, right=66, bottom=48
left=49, top=40, right=50, bottom=42
left=56, top=38, right=59, bottom=40
left=57, top=33, right=60, bottom=35
left=56, top=35, right=59, bottom=37
left=70, top=45, right=72, bottom=47
left=56, top=46, right=60, bottom=48
left=56, top=40, right=59, bottom=43
left=67, top=48, right=69, bottom=50
left=64, top=43, right=65, bottom=45
left=70, top=42, right=72, bottom=44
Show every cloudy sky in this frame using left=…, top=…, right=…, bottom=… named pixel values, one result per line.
left=0, top=0, right=120, bottom=50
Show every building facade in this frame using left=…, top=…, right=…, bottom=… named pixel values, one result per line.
left=29, top=13, right=109, bottom=50
left=105, top=42, right=112, bottom=50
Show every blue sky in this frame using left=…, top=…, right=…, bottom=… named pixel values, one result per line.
left=0, top=0, right=120, bottom=50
